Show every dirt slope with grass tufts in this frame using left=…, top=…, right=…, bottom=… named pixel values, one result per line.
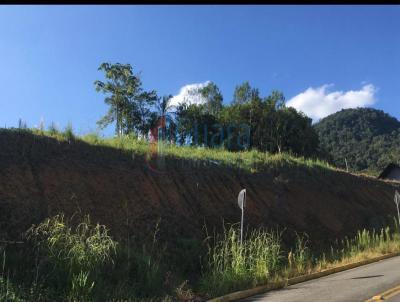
left=0, top=129, right=399, bottom=248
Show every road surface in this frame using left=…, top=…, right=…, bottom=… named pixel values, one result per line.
left=242, top=256, right=400, bottom=302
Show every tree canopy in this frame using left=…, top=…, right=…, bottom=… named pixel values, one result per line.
left=174, top=81, right=320, bottom=157
left=94, top=63, right=345, bottom=161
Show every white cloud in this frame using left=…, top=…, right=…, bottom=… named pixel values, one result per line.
left=287, top=84, right=377, bottom=121
left=169, top=81, right=210, bottom=108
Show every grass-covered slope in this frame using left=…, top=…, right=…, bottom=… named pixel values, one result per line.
left=314, top=108, right=400, bottom=175
left=0, top=128, right=399, bottom=248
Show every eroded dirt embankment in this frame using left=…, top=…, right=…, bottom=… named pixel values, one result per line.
left=0, top=130, right=399, bottom=248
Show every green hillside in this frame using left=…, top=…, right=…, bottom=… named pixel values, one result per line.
left=314, top=108, right=400, bottom=175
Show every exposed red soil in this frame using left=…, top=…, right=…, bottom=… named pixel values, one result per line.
left=0, top=130, right=399, bottom=249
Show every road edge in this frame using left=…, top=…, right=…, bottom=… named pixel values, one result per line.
left=207, top=252, right=400, bottom=302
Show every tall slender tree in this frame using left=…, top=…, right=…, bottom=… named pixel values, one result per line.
left=95, top=63, right=133, bottom=136
left=155, top=95, right=175, bottom=142
left=95, top=63, right=157, bottom=137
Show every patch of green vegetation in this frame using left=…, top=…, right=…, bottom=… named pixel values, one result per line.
left=21, top=127, right=335, bottom=174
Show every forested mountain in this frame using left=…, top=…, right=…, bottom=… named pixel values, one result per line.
left=314, top=108, right=400, bottom=175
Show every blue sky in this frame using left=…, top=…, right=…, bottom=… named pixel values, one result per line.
left=1, top=5, right=399, bottom=135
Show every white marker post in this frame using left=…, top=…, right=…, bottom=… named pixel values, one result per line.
left=238, top=189, right=246, bottom=245
left=395, top=190, right=400, bottom=229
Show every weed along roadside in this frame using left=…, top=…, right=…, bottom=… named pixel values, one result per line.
left=200, top=222, right=400, bottom=300
left=207, top=252, right=400, bottom=302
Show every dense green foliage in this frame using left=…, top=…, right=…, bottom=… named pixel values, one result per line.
left=314, top=108, right=400, bottom=174
left=174, top=83, right=320, bottom=156
left=95, top=63, right=321, bottom=159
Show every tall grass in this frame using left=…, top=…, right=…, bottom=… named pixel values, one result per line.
left=199, top=222, right=400, bottom=298
left=63, top=123, right=75, bottom=143
left=320, top=223, right=400, bottom=269
left=109, top=220, right=167, bottom=299
left=0, top=213, right=172, bottom=301
left=48, top=122, right=59, bottom=136
left=27, top=214, right=117, bottom=301
left=0, top=276, right=23, bottom=302
left=1, top=250, right=23, bottom=302
left=200, top=225, right=282, bottom=296
left=286, top=233, right=311, bottom=277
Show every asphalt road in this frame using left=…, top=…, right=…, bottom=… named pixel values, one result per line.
left=242, top=256, right=400, bottom=302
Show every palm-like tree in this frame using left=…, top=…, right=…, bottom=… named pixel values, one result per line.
left=156, top=95, right=175, bottom=142
left=157, top=95, right=173, bottom=117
